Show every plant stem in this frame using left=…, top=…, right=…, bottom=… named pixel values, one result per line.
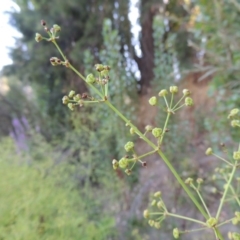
left=166, top=212, right=206, bottom=225
left=216, top=162, right=237, bottom=219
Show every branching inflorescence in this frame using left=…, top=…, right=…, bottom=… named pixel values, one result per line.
left=35, top=21, right=240, bottom=240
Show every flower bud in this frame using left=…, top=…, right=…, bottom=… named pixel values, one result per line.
left=233, top=151, right=240, bottom=160
left=185, top=97, right=193, bottom=106
left=152, top=128, right=162, bottom=138
left=232, top=217, right=239, bottom=225
left=125, top=169, right=132, bottom=175
left=154, top=222, right=161, bottom=229
left=62, top=95, right=69, bottom=104
left=35, top=33, right=43, bottom=42
left=206, top=217, right=217, bottom=227
left=205, top=148, right=213, bottom=155
left=154, top=191, right=162, bottom=198
left=68, top=90, right=75, bottom=98
left=228, top=108, right=239, bottom=119
left=95, top=64, right=104, bottom=72
left=124, top=141, right=134, bottom=152
left=112, top=159, right=119, bottom=170
left=157, top=201, right=163, bottom=209
left=86, top=74, right=96, bottom=84
left=183, top=89, right=191, bottom=96
left=149, top=96, right=157, bottom=106
left=151, top=200, right=156, bottom=206
left=148, top=220, right=154, bottom=226
left=170, top=86, right=178, bottom=94
left=73, top=94, right=81, bottom=101
left=197, top=178, right=203, bottom=184
left=100, top=69, right=109, bottom=78
left=50, top=57, right=61, bottom=66
left=119, top=157, right=128, bottom=169
left=53, top=24, right=61, bottom=32
left=145, top=125, right=153, bottom=132
left=158, top=89, right=168, bottom=97
left=231, top=120, right=240, bottom=128
left=130, top=127, right=135, bottom=135
left=185, top=178, right=193, bottom=185
left=67, top=103, right=75, bottom=111
left=173, top=228, right=179, bottom=239
left=235, top=211, right=240, bottom=220
left=143, top=209, right=150, bottom=219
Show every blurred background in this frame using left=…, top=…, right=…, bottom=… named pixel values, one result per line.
left=0, top=0, right=239, bottom=239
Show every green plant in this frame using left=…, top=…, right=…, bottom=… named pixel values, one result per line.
left=35, top=20, right=240, bottom=240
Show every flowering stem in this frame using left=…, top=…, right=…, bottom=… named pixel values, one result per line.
left=50, top=40, right=226, bottom=239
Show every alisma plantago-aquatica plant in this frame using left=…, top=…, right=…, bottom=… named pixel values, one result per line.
left=35, top=20, right=240, bottom=240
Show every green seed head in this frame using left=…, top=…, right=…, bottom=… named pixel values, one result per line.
left=119, top=157, right=128, bottom=169
left=205, top=147, right=213, bottom=155
left=233, top=151, right=240, bottom=160
left=149, top=96, right=157, bottom=106
left=173, top=228, right=179, bottom=239
left=152, top=128, right=162, bottom=138
left=86, top=74, right=96, bottom=84
left=143, top=209, right=150, bottom=219
left=62, top=95, right=69, bottom=104
left=185, top=97, right=194, bottom=106
left=68, top=90, right=76, bottom=98
left=35, top=33, right=43, bottom=42
left=183, top=89, right=191, bottom=96
left=158, top=89, right=168, bottom=97
left=124, top=141, right=134, bottom=152
left=170, top=86, right=178, bottom=94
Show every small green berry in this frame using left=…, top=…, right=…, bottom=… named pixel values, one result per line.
left=231, top=120, right=240, bottom=128
left=206, top=217, right=217, bottom=227
left=68, top=90, right=75, bottom=98
left=228, top=108, right=239, bottom=119
left=185, top=178, right=193, bottom=185
left=232, top=217, right=239, bottom=225
left=143, top=209, right=149, bottom=219
left=158, top=89, right=168, bottom=97
left=149, top=96, right=157, bottom=106
left=62, top=95, right=69, bottom=104
left=130, top=127, right=135, bottom=135
left=170, top=86, right=178, bottom=94
left=152, top=128, right=162, bottom=138
left=205, top=148, right=213, bottom=155
left=173, top=228, right=179, bottom=239
left=145, top=125, right=153, bottom=132
left=151, top=200, right=156, bottom=206
left=73, top=94, right=81, bottom=101
left=95, top=64, right=104, bottom=72
left=53, top=24, right=61, bottom=33
left=35, top=33, right=43, bottom=42
left=185, top=97, right=193, bottom=106
left=154, top=222, right=161, bottom=229
left=157, top=201, right=163, bottom=209
left=119, top=157, right=128, bottom=169
left=183, top=89, right=191, bottom=96
left=233, top=151, right=240, bottom=160
left=125, top=169, right=132, bottom=175
left=124, top=141, right=134, bottom=152
left=86, top=73, right=96, bottom=84
left=153, top=191, right=161, bottom=198
left=148, top=220, right=154, bottom=227
left=67, top=103, right=75, bottom=111
left=197, top=178, right=203, bottom=184
left=112, top=159, right=119, bottom=170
